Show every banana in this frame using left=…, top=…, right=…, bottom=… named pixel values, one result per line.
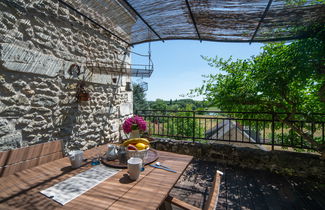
left=123, top=138, right=150, bottom=146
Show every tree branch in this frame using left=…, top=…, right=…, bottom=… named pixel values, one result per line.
left=276, top=117, right=324, bottom=151
left=319, top=81, right=325, bottom=103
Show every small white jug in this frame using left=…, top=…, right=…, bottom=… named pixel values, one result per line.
left=106, top=144, right=118, bottom=160
left=69, top=150, right=84, bottom=169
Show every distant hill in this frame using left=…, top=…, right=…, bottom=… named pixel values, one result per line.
left=147, top=98, right=207, bottom=111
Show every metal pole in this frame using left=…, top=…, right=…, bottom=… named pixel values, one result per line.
left=271, top=113, right=275, bottom=151
left=192, top=111, right=196, bottom=143
left=250, top=0, right=273, bottom=44
left=121, top=0, right=164, bottom=42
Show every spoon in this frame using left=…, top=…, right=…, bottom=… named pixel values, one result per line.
left=149, top=164, right=177, bottom=173
left=155, top=162, right=171, bottom=169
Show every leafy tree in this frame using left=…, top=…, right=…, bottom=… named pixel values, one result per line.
left=190, top=34, right=325, bottom=155
left=165, top=104, right=205, bottom=139
left=147, top=99, right=206, bottom=111
left=149, top=99, right=168, bottom=110
left=146, top=99, right=169, bottom=123
left=133, top=83, right=148, bottom=112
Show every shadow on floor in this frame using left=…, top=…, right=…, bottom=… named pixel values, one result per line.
left=169, top=159, right=325, bottom=210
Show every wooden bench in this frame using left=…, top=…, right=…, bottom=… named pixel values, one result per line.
left=165, top=170, right=223, bottom=210
left=0, top=140, right=64, bottom=177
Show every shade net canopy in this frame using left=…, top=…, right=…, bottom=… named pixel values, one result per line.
left=64, top=0, right=324, bottom=45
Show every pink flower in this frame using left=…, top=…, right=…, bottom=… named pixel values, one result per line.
left=122, top=116, right=147, bottom=134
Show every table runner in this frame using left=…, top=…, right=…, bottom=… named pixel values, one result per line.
left=40, top=165, right=120, bottom=205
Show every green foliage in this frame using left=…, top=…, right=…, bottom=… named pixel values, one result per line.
left=148, top=99, right=206, bottom=111
left=133, top=83, right=148, bottom=112
left=284, top=0, right=325, bottom=6
left=274, top=130, right=306, bottom=152
left=190, top=34, right=325, bottom=153
left=164, top=104, right=205, bottom=140
left=192, top=37, right=325, bottom=115
left=149, top=99, right=168, bottom=110
left=145, top=99, right=207, bottom=123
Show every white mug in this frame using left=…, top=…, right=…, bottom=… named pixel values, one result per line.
left=127, top=157, right=142, bottom=181
left=69, top=150, right=84, bottom=169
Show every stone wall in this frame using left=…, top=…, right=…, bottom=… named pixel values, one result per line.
left=0, top=0, right=134, bottom=151
left=152, top=138, right=325, bottom=180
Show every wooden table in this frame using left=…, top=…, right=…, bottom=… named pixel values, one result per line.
left=0, top=145, right=193, bottom=210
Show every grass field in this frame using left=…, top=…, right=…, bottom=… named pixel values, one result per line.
left=204, top=107, right=220, bottom=111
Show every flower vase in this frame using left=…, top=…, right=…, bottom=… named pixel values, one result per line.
left=130, top=129, right=140, bottom=138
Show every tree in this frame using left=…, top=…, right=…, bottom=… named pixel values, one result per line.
left=150, top=99, right=168, bottom=110
left=190, top=33, right=325, bottom=155
left=165, top=104, right=205, bottom=139
left=133, top=83, right=148, bottom=112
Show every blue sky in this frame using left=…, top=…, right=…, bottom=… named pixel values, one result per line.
left=131, top=40, right=264, bottom=101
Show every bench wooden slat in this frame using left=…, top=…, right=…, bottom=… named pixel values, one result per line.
left=0, top=151, right=10, bottom=167
left=0, top=140, right=63, bottom=167
left=0, top=140, right=63, bottom=177
left=0, top=152, right=64, bottom=177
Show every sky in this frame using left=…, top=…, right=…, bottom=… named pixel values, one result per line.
left=131, top=40, right=264, bottom=101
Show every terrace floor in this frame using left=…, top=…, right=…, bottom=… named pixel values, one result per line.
left=169, top=160, right=325, bottom=210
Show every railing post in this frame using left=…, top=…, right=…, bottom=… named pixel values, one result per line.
left=192, top=111, right=195, bottom=143
left=271, top=112, right=275, bottom=151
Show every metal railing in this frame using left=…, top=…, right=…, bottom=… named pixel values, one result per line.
left=136, top=110, right=325, bottom=151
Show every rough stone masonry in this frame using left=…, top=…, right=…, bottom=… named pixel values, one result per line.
left=0, top=0, right=135, bottom=151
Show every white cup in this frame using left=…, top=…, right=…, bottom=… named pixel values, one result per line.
left=127, top=157, right=142, bottom=181
left=69, top=150, right=84, bottom=169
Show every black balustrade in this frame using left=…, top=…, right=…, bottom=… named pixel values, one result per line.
left=136, top=110, right=325, bottom=151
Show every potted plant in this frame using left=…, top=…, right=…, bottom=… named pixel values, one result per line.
left=122, top=116, right=147, bottom=138
left=78, top=90, right=90, bottom=101
left=76, top=82, right=90, bottom=102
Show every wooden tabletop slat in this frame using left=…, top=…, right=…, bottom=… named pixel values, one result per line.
left=61, top=165, right=157, bottom=210
left=0, top=146, right=193, bottom=210
left=0, top=158, right=71, bottom=200
left=108, top=155, right=193, bottom=210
